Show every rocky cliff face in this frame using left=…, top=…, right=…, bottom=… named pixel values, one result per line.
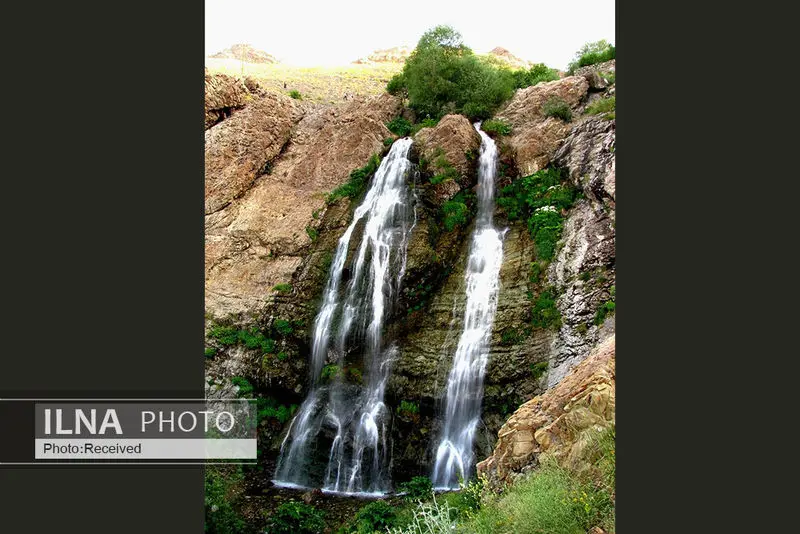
left=205, top=93, right=401, bottom=321
left=204, top=63, right=616, bottom=486
left=477, top=335, right=615, bottom=487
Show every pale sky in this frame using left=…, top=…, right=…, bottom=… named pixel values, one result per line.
left=205, top=0, right=615, bottom=71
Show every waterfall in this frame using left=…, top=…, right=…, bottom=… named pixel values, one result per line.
left=273, top=138, right=415, bottom=495
left=432, top=123, right=505, bottom=490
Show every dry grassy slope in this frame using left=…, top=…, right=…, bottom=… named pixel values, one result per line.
left=205, top=58, right=402, bottom=105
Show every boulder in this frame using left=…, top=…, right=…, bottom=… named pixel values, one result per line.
left=477, top=335, right=615, bottom=487
left=495, top=76, right=589, bottom=176
left=575, top=60, right=616, bottom=90
left=413, top=114, right=481, bottom=202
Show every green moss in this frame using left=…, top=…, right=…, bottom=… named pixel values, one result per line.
left=305, top=226, right=318, bottom=242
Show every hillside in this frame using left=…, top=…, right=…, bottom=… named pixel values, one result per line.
left=203, top=27, right=616, bottom=534
left=210, top=43, right=279, bottom=64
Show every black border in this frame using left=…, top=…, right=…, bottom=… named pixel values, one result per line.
left=1, top=1, right=205, bottom=532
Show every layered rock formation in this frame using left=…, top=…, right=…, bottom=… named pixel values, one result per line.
left=205, top=93, right=402, bottom=321
left=494, top=76, right=589, bottom=175
left=204, top=71, right=254, bottom=129
left=477, top=335, right=615, bottom=487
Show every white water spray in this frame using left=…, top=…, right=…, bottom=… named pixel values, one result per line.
left=431, top=124, right=505, bottom=489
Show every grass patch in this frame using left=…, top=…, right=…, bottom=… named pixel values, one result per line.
left=542, top=96, right=572, bottom=122
left=272, top=283, right=292, bottom=293
left=585, top=95, right=615, bottom=119
left=305, top=226, right=318, bottom=242
left=482, top=118, right=512, bottom=136
left=288, top=89, right=303, bottom=100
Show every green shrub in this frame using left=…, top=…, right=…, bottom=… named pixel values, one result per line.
left=327, top=154, right=382, bottom=203
left=205, top=466, right=245, bottom=533
left=204, top=347, right=217, bottom=358
left=593, top=300, right=616, bottom=326
left=288, top=90, right=303, bottom=100
left=306, top=226, right=318, bottom=242
left=386, top=72, right=406, bottom=95
left=386, top=117, right=413, bottom=137
left=257, top=398, right=298, bottom=424
left=586, top=95, right=615, bottom=116
left=273, top=319, right=293, bottom=336
left=531, top=287, right=561, bottom=330
left=208, top=325, right=239, bottom=346
left=567, top=40, right=615, bottom=74
left=265, top=501, right=325, bottom=534
left=398, top=400, right=419, bottom=415
left=272, top=283, right=292, bottom=293
left=354, top=501, right=397, bottom=533
left=442, top=199, right=468, bottom=231
left=542, top=96, right=572, bottom=122
left=230, top=376, right=254, bottom=398
left=430, top=158, right=459, bottom=185
left=321, top=364, right=340, bottom=382
left=399, top=25, right=515, bottom=120
left=497, top=167, right=575, bottom=262
left=383, top=137, right=394, bottom=147
left=398, top=476, right=433, bottom=502
left=511, top=63, right=559, bottom=89
left=481, top=118, right=512, bottom=136
left=501, top=328, right=524, bottom=345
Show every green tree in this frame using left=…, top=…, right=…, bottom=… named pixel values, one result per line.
left=397, top=25, right=515, bottom=120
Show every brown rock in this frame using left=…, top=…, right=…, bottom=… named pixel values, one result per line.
left=575, top=60, right=616, bottom=90
left=204, top=92, right=296, bottom=215
left=205, top=94, right=402, bottom=319
left=204, top=72, right=253, bottom=129
left=495, top=76, right=589, bottom=176
left=477, top=335, right=615, bottom=486
left=413, top=114, right=481, bottom=201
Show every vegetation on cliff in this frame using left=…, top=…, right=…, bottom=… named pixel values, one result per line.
left=387, top=26, right=564, bottom=121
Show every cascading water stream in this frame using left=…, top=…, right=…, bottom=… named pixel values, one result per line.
left=431, top=123, right=505, bottom=490
left=273, top=138, right=415, bottom=495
